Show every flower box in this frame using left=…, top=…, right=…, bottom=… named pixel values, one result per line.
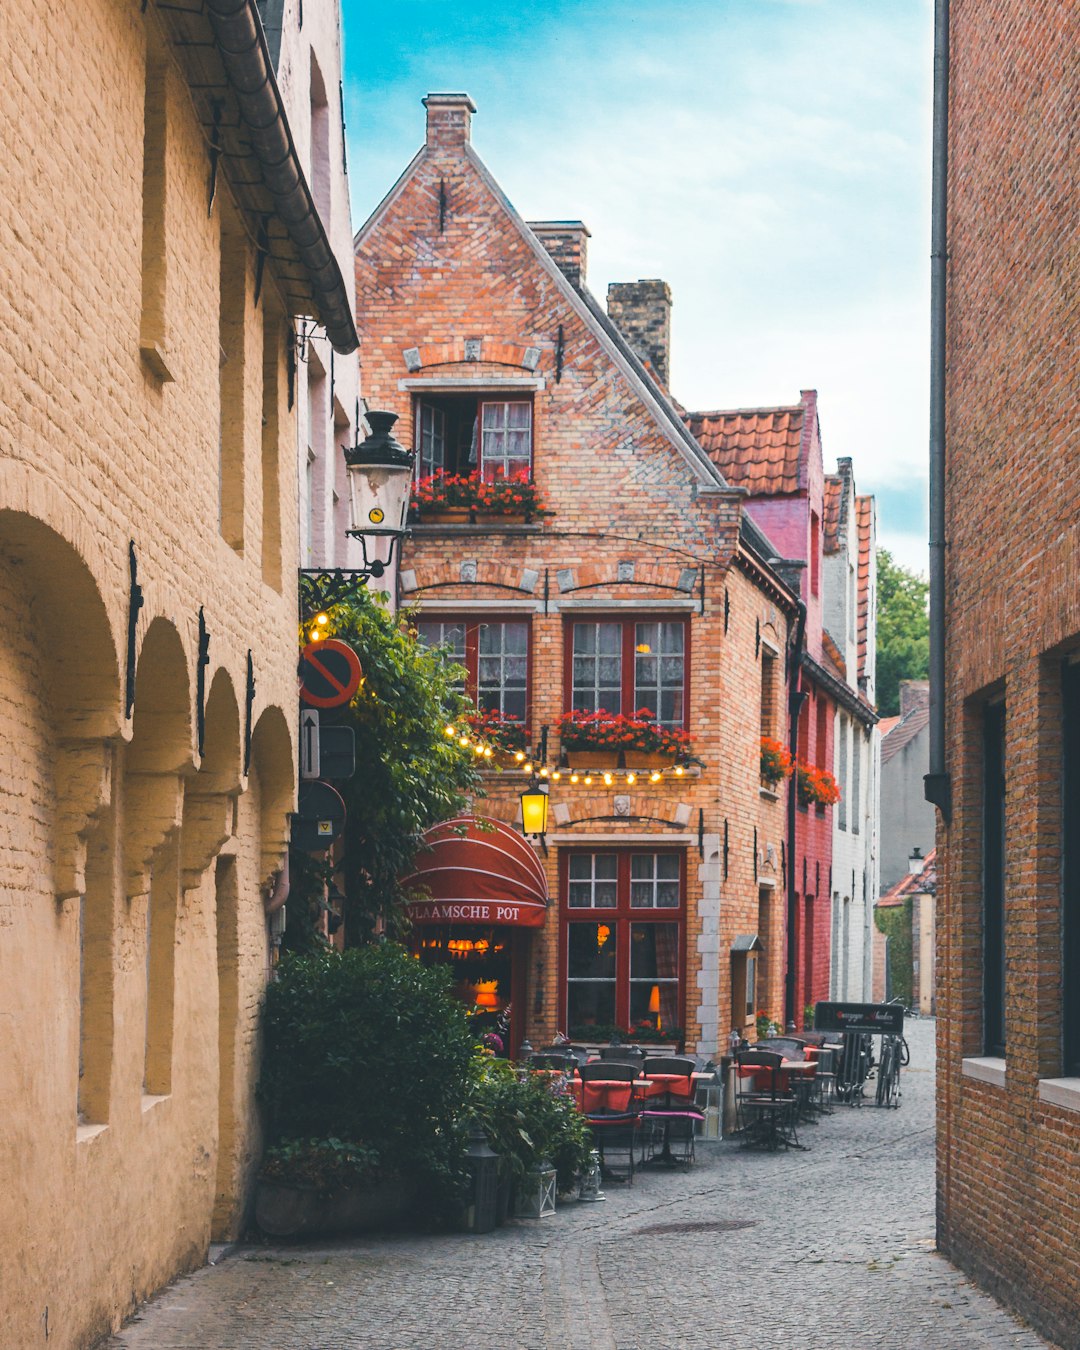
left=419, top=507, right=472, bottom=525
left=567, top=748, right=676, bottom=770
left=411, top=471, right=544, bottom=521
left=557, top=709, right=693, bottom=762
left=254, top=1177, right=415, bottom=1239
left=796, top=761, right=841, bottom=807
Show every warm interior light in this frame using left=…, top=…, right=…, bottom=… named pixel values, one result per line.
left=474, top=979, right=499, bottom=1010
left=636, top=643, right=652, bottom=653
left=648, top=983, right=661, bottom=1029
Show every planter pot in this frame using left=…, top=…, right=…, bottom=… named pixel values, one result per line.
left=418, top=507, right=472, bottom=524
left=473, top=510, right=530, bottom=526
left=514, top=1166, right=556, bottom=1219
left=564, top=748, right=677, bottom=770
left=254, top=1176, right=415, bottom=1239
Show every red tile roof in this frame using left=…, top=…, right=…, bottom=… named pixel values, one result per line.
left=855, top=495, right=874, bottom=681
left=880, top=686, right=930, bottom=765
left=821, top=628, right=847, bottom=680
left=683, top=403, right=806, bottom=495
left=878, top=848, right=937, bottom=905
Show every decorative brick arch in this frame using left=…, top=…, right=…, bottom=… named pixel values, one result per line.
left=402, top=338, right=541, bottom=372
left=407, top=558, right=538, bottom=598
left=554, top=794, right=691, bottom=829
left=556, top=560, right=699, bottom=598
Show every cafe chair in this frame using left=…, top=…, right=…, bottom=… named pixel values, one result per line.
left=528, top=1051, right=576, bottom=1073
left=641, top=1056, right=703, bottom=1167
left=577, top=1060, right=646, bottom=1182
left=599, top=1045, right=646, bottom=1067
left=735, top=1049, right=802, bottom=1150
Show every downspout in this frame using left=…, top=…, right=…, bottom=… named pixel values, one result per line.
left=927, top=0, right=952, bottom=1256
left=925, top=0, right=951, bottom=823
left=202, top=0, right=359, bottom=354
left=785, top=600, right=808, bottom=1028
left=263, top=853, right=290, bottom=917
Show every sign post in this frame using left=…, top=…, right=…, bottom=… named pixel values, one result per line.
left=300, top=708, right=321, bottom=780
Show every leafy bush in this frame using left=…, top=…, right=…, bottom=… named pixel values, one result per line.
left=259, top=1138, right=381, bottom=1194
left=467, top=1057, right=593, bottom=1195
left=259, top=945, right=477, bottom=1220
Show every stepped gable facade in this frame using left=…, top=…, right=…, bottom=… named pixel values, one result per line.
left=686, top=393, right=878, bottom=1020
left=355, top=93, right=797, bottom=1056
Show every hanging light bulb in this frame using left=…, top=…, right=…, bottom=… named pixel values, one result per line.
left=570, top=773, right=580, bottom=784
left=584, top=775, right=593, bottom=786
left=626, top=772, right=636, bottom=785
left=482, top=746, right=493, bottom=759
left=650, top=771, right=662, bottom=783
left=551, top=770, right=562, bottom=781
left=603, top=772, right=613, bottom=786
left=522, top=762, right=533, bottom=774
left=674, top=765, right=685, bottom=777
left=459, top=736, right=470, bottom=747
left=315, top=612, right=330, bottom=628
left=514, top=751, right=526, bottom=763
left=539, top=767, right=549, bottom=778
left=444, top=725, right=456, bottom=738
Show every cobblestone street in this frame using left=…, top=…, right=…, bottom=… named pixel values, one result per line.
left=107, top=1021, right=1051, bottom=1350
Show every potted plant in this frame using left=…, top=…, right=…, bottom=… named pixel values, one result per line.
left=759, top=736, right=793, bottom=789
left=410, top=471, right=545, bottom=524
left=256, top=945, right=478, bottom=1236
left=796, top=761, right=841, bottom=808
left=556, top=708, right=694, bottom=768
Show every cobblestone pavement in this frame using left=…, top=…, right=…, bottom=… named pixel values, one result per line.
left=106, top=1020, right=1054, bottom=1350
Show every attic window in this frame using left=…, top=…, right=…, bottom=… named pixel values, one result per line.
left=413, top=393, right=532, bottom=481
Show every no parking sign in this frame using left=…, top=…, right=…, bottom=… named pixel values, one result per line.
left=299, top=639, right=363, bottom=708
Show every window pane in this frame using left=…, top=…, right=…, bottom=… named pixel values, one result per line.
left=656, top=855, right=679, bottom=880
left=630, top=923, right=679, bottom=978
left=481, top=402, right=532, bottom=480
left=568, top=982, right=616, bottom=1034
left=635, top=621, right=684, bottom=728
left=628, top=854, right=681, bottom=908
left=568, top=922, right=617, bottom=978
left=566, top=855, right=618, bottom=908
left=571, top=623, right=622, bottom=714
left=629, top=981, right=679, bottom=1031
left=475, top=621, right=529, bottom=720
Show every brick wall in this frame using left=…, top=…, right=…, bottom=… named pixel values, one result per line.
left=939, top=2, right=1080, bottom=1343
left=0, top=4, right=312, bottom=1344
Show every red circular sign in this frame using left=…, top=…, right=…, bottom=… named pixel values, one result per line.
left=299, top=640, right=363, bottom=709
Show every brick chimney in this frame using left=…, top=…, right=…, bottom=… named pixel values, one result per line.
left=899, top=679, right=930, bottom=718
left=528, top=221, right=590, bottom=287
left=607, top=280, right=672, bottom=386
left=423, top=93, right=476, bottom=149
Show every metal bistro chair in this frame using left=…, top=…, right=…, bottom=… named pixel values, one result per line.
left=641, top=1056, right=703, bottom=1167
left=735, top=1049, right=803, bottom=1150
left=599, top=1045, right=646, bottom=1068
left=577, top=1061, right=647, bottom=1182
left=528, top=1051, right=577, bottom=1073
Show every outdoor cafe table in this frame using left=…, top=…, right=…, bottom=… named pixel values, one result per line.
left=567, top=1078, right=653, bottom=1113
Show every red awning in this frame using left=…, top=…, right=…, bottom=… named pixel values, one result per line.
left=401, top=815, right=549, bottom=929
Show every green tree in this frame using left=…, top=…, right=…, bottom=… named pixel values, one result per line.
left=876, top=548, right=929, bottom=717
left=288, top=587, right=480, bottom=949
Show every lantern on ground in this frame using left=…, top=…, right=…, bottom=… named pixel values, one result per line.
left=463, top=1125, right=499, bottom=1235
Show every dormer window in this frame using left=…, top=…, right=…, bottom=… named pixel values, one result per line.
left=413, top=393, right=533, bottom=481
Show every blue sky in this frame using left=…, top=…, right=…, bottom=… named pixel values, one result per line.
left=341, top=0, right=934, bottom=572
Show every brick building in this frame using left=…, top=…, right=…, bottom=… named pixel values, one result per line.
left=0, top=3, right=356, bottom=1344
left=685, top=394, right=878, bottom=1021
left=354, top=94, right=799, bottom=1056
left=934, top=1, right=1080, bottom=1342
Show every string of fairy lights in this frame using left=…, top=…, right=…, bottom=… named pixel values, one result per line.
left=442, top=721, right=691, bottom=787
left=303, top=609, right=691, bottom=788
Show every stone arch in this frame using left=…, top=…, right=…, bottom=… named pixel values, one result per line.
left=129, top=617, right=192, bottom=776
left=250, top=704, right=294, bottom=884
left=182, top=667, right=242, bottom=891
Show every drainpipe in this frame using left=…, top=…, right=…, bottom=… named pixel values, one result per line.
left=785, top=600, right=808, bottom=1028
left=263, top=853, right=290, bottom=917
left=924, top=0, right=951, bottom=823
left=203, top=0, right=359, bottom=354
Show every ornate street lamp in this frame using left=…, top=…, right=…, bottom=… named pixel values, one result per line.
left=300, top=410, right=414, bottom=618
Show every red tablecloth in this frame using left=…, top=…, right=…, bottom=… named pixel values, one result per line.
left=643, top=1072, right=693, bottom=1101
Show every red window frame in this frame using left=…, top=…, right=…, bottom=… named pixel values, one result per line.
left=416, top=614, right=532, bottom=735
left=562, top=614, right=691, bottom=729
left=559, top=848, right=687, bottom=1038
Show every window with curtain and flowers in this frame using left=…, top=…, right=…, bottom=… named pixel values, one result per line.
left=416, top=616, right=529, bottom=751
left=561, top=849, right=685, bottom=1043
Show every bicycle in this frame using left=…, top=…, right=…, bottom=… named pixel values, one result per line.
left=873, top=1031, right=909, bottom=1107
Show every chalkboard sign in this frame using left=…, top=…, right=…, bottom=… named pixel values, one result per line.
left=813, top=1001, right=905, bottom=1035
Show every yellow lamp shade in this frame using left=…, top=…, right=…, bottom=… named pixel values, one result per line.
left=520, top=777, right=549, bottom=837
left=648, top=984, right=661, bottom=1014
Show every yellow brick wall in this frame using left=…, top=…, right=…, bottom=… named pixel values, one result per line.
left=0, top=4, right=302, bottom=1345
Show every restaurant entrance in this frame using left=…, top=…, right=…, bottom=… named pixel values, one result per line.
left=413, top=925, right=528, bottom=1055
left=400, top=814, right=551, bottom=1062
